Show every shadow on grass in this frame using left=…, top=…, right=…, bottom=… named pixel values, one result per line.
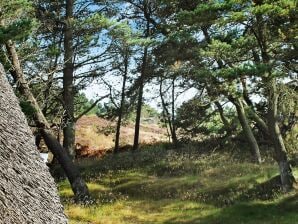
left=56, top=139, right=298, bottom=223
left=162, top=193, right=298, bottom=224
left=58, top=141, right=285, bottom=205
left=52, top=138, right=256, bottom=181
left=109, top=173, right=285, bottom=207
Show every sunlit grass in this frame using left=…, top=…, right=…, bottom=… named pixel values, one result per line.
left=63, top=199, right=220, bottom=224
left=58, top=144, right=298, bottom=223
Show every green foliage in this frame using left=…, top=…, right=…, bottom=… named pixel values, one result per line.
left=108, top=21, right=148, bottom=47
left=141, top=104, right=160, bottom=119
left=73, top=13, right=113, bottom=54
left=19, top=100, right=36, bottom=122
left=95, top=101, right=160, bottom=123
left=0, top=0, right=37, bottom=43
left=74, top=93, right=104, bottom=117
left=278, top=82, right=298, bottom=154
left=1, top=1, right=297, bottom=221
left=95, top=101, right=118, bottom=119
left=176, top=98, right=230, bottom=137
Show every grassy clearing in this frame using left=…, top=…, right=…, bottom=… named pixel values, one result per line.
left=58, top=143, right=298, bottom=224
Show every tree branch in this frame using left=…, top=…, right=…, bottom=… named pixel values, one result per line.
left=74, top=94, right=109, bottom=121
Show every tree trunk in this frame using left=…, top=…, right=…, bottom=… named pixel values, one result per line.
left=5, top=41, right=90, bottom=201
left=267, top=78, right=295, bottom=191
left=132, top=46, right=148, bottom=151
left=231, top=97, right=262, bottom=163
left=171, top=77, right=178, bottom=146
left=253, top=7, right=295, bottom=191
left=0, top=64, right=67, bottom=223
left=246, top=106, right=269, bottom=136
left=240, top=76, right=254, bottom=107
left=114, top=52, right=129, bottom=153
left=63, top=0, right=76, bottom=157
left=41, top=129, right=90, bottom=201
left=214, top=100, right=233, bottom=135
left=132, top=10, right=151, bottom=151
left=132, top=47, right=148, bottom=150
left=240, top=77, right=269, bottom=136
left=5, top=41, right=49, bottom=128
left=159, top=78, right=175, bottom=144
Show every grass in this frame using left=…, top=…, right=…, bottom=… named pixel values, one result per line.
left=57, top=143, right=298, bottom=224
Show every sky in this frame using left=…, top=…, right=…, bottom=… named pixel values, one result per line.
left=83, top=78, right=198, bottom=112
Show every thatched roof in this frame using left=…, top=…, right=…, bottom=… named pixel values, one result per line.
left=0, top=64, right=67, bottom=223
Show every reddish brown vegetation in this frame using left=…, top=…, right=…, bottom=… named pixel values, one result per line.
left=75, top=143, right=105, bottom=158
left=74, top=116, right=166, bottom=158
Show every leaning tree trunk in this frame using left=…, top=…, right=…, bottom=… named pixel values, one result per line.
left=5, top=41, right=90, bottom=201
left=0, top=64, right=67, bottom=223
left=240, top=78, right=269, bottom=137
left=231, top=97, right=262, bottom=163
left=267, top=78, right=295, bottom=191
left=41, top=129, right=90, bottom=201
left=214, top=101, right=234, bottom=136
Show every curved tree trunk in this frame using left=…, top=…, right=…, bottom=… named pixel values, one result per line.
left=214, top=101, right=233, bottom=135
left=231, top=97, right=262, bottom=163
left=41, top=129, right=90, bottom=201
left=0, top=64, right=67, bottom=223
left=240, top=78, right=269, bottom=137
left=267, top=78, right=295, bottom=191
left=4, top=41, right=90, bottom=201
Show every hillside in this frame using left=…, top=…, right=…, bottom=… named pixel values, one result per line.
left=75, top=115, right=167, bottom=157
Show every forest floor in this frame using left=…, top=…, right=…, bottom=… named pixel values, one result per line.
left=57, top=140, right=298, bottom=224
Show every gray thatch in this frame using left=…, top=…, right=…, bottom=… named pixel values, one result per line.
left=0, top=64, right=67, bottom=224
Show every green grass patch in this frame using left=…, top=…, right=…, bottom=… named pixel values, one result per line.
left=58, top=144, right=298, bottom=223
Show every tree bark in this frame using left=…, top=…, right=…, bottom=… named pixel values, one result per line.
left=41, top=129, right=90, bottom=201
left=171, top=77, right=178, bottom=146
left=253, top=5, right=295, bottom=190
left=240, top=77, right=269, bottom=136
left=132, top=46, right=147, bottom=151
left=63, top=0, right=76, bottom=157
left=267, top=78, right=295, bottom=191
left=214, top=101, right=233, bottom=135
left=114, top=52, right=129, bottom=153
left=0, top=63, right=67, bottom=223
left=231, top=97, right=262, bottom=163
left=132, top=4, right=151, bottom=151
left=159, top=78, right=174, bottom=143
left=5, top=41, right=90, bottom=201
left=246, top=106, right=269, bottom=135
left=159, top=79, right=177, bottom=146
